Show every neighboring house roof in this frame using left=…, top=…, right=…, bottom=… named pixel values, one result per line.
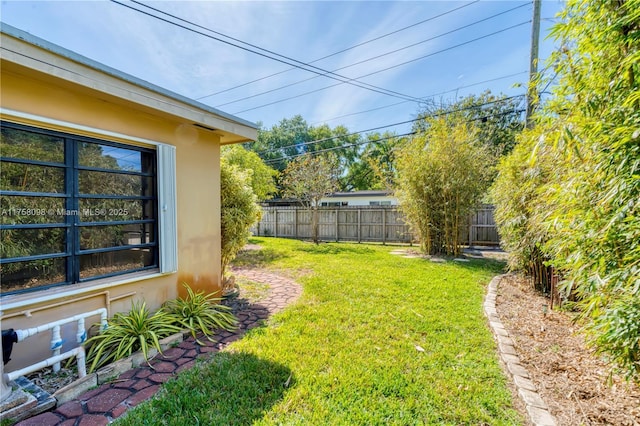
left=324, top=190, right=394, bottom=198
left=0, top=23, right=257, bottom=144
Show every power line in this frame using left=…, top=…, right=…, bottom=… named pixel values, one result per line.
left=310, top=71, right=528, bottom=127
left=214, top=3, right=530, bottom=109
left=197, top=1, right=481, bottom=100
left=264, top=107, right=525, bottom=165
left=258, top=95, right=525, bottom=158
left=263, top=131, right=417, bottom=165
left=233, top=21, right=531, bottom=115
left=114, top=0, right=423, bottom=103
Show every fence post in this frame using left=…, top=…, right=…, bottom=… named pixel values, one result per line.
left=358, top=208, right=361, bottom=243
left=274, top=209, right=278, bottom=238
left=335, top=209, right=339, bottom=242
left=382, top=209, right=386, bottom=245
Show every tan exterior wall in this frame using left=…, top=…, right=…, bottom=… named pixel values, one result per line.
left=0, top=61, right=225, bottom=371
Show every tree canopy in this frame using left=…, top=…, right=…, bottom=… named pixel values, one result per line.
left=281, top=154, right=340, bottom=244
left=221, top=144, right=278, bottom=201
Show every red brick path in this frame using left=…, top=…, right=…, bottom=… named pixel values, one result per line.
left=15, top=268, right=301, bottom=426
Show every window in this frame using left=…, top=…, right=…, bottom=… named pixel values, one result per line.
left=1, top=122, right=162, bottom=295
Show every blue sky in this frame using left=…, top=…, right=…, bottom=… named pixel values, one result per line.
left=1, top=1, right=565, bottom=135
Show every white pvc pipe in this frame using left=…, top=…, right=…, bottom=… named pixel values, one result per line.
left=14, top=308, right=108, bottom=342
left=52, top=325, right=62, bottom=373
left=3, top=308, right=106, bottom=388
left=5, top=347, right=86, bottom=382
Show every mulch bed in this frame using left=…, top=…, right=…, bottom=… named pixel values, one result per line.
left=496, top=274, right=640, bottom=426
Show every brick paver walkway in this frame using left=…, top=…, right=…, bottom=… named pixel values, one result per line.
left=15, top=268, right=301, bottom=426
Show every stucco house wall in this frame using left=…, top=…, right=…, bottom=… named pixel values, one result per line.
left=0, top=24, right=257, bottom=371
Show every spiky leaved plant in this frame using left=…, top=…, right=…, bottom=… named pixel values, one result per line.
left=164, top=283, right=237, bottom=345
left=85, top=301, right=182, bottom=372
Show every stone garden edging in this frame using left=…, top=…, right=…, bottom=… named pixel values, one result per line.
left=485, top=275, right=557, bottom=426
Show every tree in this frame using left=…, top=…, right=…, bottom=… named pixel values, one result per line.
left=245, top=115, right=311, bottom=172
left=221, top=144, right=278, bottom=201
left=414, top=91, right=524, bottom=157
left=491, top=0, right=640, bottom=380
left=396, top=117, right=493, bottom=256
left=344, top=132, right=404, bottom=191
left=281, top=155, right=339, bottom=244
left=220, top=161, right=260, bottom=289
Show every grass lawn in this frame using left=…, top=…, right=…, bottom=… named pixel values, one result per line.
left=116, top=238, right=522, bottom=425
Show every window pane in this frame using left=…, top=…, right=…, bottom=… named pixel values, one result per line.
left=0, top=257, right=66, bottom=294
left=0, top=161, right=65, bottom=193
left=0, top=127, right=64, bottom=163
left=1, top=227, right=65, bottom=258
left=80, top=224, right=155, bottom=250
left=78, top=198, right=154, bottom=222
left=1, top=196, right=66, bottom=224
left=79, top=171, right=153, bottom=196
left=80, top=248, right=154, bottom=279
left=79, top=142, right=148, bottom=172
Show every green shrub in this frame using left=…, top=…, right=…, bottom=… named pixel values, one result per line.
left=492, top=0, right=640, bottom=381
left=396, top=117, right=493, bottom=256
left=164, top=283, right=237, bottom=345
left=221, top=161, right=261, bottom=284
left=85, top=301, right=181, bottom=372
left=490, top=125, right=561, bottom=293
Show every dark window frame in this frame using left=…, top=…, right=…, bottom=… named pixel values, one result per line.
left=1, top=122, right=159, bottom=295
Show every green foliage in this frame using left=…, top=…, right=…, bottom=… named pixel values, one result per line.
left=492, top=0, right=640, bottom=380
left=246, top=115, right=403, bottom=191
left=396, top=117, right=494, bottom=256
left=221, top=144, right=278, bottom=201
left=343, top=132, right=404, bottom=190
left=164, top=283, right=237, bottom=344
left=414, top=91, right=524, bottom=157
left=490, top=125, right=562, bottom=292
left=248, top=115, right=312, bottom=172
left=281, top=155, right=339, bottom=243
left=85, top=301, right=181, bottom=372
left=220, top=161, right=261, bottom=279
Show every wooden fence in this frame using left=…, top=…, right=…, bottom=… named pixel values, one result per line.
left=252, top=205, right=499, bottom=246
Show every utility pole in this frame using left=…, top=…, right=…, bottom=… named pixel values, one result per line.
left=525, top=0, right=542, bottom=128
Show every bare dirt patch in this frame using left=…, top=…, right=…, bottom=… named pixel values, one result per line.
left=496, top=274, right=640, bottom=426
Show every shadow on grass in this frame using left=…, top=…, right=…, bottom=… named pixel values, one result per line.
left=297, top=242, right=375, bottom=256
left=117, top=352, right=292, bottom=426
left=232, top=247, right=288, bottom=268
left=455, top=257, right=506, bottom=275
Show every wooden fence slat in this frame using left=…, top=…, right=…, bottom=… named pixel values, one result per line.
left=251, top=205, right=498, bottom=246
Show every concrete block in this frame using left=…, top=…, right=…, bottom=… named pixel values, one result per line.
left=53, top=373, right=98, bottom=405
left=526, top=405, right=556, bottom=426
left=519, top=387, right=547, bottom=409
left=507, top=361, right=530, bottom=379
